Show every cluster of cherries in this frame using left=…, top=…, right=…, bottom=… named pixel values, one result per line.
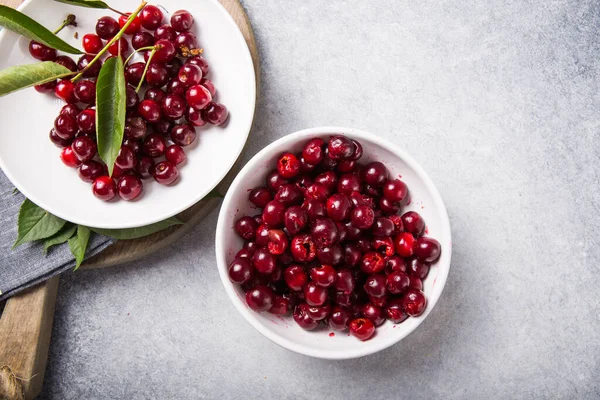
left=29, top=6, right=229, bottom=201
left=228, top=136, right=442, bottom=341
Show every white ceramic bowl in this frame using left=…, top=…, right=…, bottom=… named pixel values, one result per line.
left=0, top=0, right=255, bottom=229
left=216, top=127, right=452, bottom=359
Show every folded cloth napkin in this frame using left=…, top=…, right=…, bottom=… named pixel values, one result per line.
left=0, top=170, right=114, bottom=301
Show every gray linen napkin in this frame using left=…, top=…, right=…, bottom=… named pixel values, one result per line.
left=0, top=170, right=114, bottom=301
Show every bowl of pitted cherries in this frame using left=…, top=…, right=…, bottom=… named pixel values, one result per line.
left=216, top=127, right=451, bottom=359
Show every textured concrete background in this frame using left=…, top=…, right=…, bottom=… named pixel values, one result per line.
left=41, top=0, right=600, bottom=398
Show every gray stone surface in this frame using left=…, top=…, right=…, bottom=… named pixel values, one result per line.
left=41, top=0, right=600, bottom=398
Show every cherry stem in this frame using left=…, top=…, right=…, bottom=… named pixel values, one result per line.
left=136, top=47, right=157, bottom=92
left=71, top=1, right=147, bottom=82
left=53, top=14, right=77, bottom=34
left=124, top=45, right=155, bottom=65
left=107, top=5, right=128, bottom=17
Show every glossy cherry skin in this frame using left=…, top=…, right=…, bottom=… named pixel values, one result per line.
left=154, top=24, right=177, bottom=42
left=60, top=147, right=81, bottom=168
left=383, top=179, right=409, bottom=203
left=337, top=173, right=361, bottom=195
left=54, top=56, right=77, bottom=72
left=161, top=94, right=186, bottom=120
left=165, top=145, right=186, bottom=165
left=77, top=161, right=104, bottom=183
left=49, top=129, right=71, bottom=148
left=54, top=115, right=78, bottom=139
left=118, top=13, right=141, bottom=35
left=290, top=234, right=317, bottom=262
left=254, top=224, right=270, bottom=246
left=124, top=116, right=147, bottom=140
left=362, top=303, right=385, bottom=326
left=267, top=229, right=288, bottom=255
left=283, top=206, right=308, bottom=235
left=334, top=268, right=355, bottom=292
left=200, top=78, right=215, bottom=96
left=175, top=32, right=199, bottom=54
left=229, top=258, right=254, bottom=284
left=117, top=175, right=143, bottom=201
left=29, top=41, right=56, bottom=61
left=186, top=84, right=212, bottom=110
left=385, top=298, right=409, bottom=323
left=360, top=251, right=386, bottom=274
left=77, top=55, right=102, bottom=77
left=171, top=9, right=194, bottom=31
left=386, top=271, right=410, bottom=294
left=73, top=80, right=96, bottom=104
left=143, top=134, right=166, bottom=157
left=304, top=282, right=328, bottom=306
left=351, top=205, right=375, bottom=229
left=301, top=138, right=324, bottom=164
left=402, top=289, right=427, bottom=316
left=153, top=161, right=179, bottom=185
left=125, top=62, right=145, bottom=86
left=108, top=37, right=129, bottom=56
left=274, top=184, right=303, bottom=206
left=379, top=197, right=400, bottom=215
left=401, top=211, right=425, bottom=237
left=170, top=123, right=196, bottom=146
left=34, top=81, right=56, bottom=94
left=293, top=303, right=318, bottom=330
left=202, top=102, right=228, bottom=125
left=262, top=200, right=286, bottom=227
left=409, top=276, right=423, bottom=290
left=310, top=218, right=339, bottom=247
left=316, top=244, right=343, bottom=265
left=394, top=232, right=416, bottom=258
left=277, top=153, right=301, bottom=179
left=246, top=285, right=275, bottom=312
left=248, top=187, right=272, bottom=208
left=302, top=199, right=327, bottom=221
left=185, top=106, right=206, bottom=127
left=132, top=31, right=155, bottom=50
left=146, top=63, right=169, bottom=88
left=96, top=16, right=119, bottom=39
left=251, top=247, right=276, bottom=274
left=284, top=265, right=308, bottom=291
left=362, top=162, right=388, bottom=187
left=82, top=33, right=103, bottom=54
left=92, top=176, right=116, bottom=201
left=71, top=137, right=97, bottom=162
left=349, top=318, right=375, bottom=341
left=153, top=39, right=177, bottom=63
left=407, top=258, right=430, bottom=279
left=138, top=99, right=162, bottom=123
left=178, top=64, right=203, bottom=87
left=136, top=156, right=155, bottom=179
left=413, top=237, right=441, bottom=262
left=234, top=216, right=258, bottom=241
left=328, top=135, right=355, bottom=161
left=326, top=194, right=352, bottom=222
left=307, top=303, right=331, bottom=321
left=269, top=296, right=291, bottom=315
left=55, top=80, right=77, bottom=104
left=364, top=274, right=387, bottom=297
left=329, top=306, right=351, bottom=330
left=385, top=255, right=408, bottom=275
left=310, top=265, right=337, bottom=287
left=187, top=56, right=210, bottom=75
left=140, top=5, right=164, bottom=30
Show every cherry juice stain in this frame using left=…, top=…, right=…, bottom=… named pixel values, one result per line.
left=328, top=332, right=335, bottom=337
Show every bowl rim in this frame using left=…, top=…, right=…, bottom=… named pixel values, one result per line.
left=0, top=0, right=256, bottom=229
left=216, top=126, right=452, bottom=359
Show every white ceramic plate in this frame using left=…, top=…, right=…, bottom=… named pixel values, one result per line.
left=0, top=0, right=255, bottom=228
left=216, top=127, right=452, bottom=359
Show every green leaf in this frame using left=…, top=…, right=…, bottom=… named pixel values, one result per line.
left=96, top=55, right=126, bottom=176
left=0, top=5, right=82, bottom=54
left=12, top=188, right=19, bottom=195
left=68, top=225, right=90, bottom=269
left=0, top=62, right=73, bottom=97
left=53, top=0, right=109, bottom=9
left=13, top=199, right=66, bottom=248
left=43, top=223, right=76, bottom=254
left=90, top=217, right=184, bottom=240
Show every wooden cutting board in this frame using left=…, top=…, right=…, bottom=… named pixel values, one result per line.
left=0, top=1, right=259, bottom=398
